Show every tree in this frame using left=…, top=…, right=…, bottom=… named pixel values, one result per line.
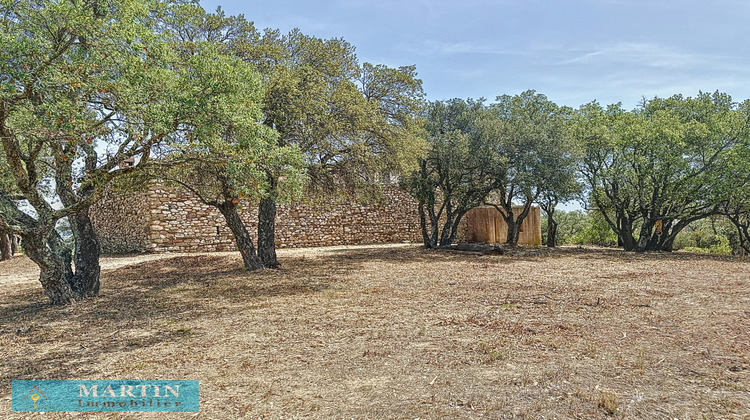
left=538, top=174, right=581, bottom=248
left=579, top=92, right=750, bottom=252
left=0, top=234, right=11, bottom=260
left=405, top=99, right=493, bottom=248
left=162, top=5, right=424, bottom=267
left=152, top=8, right=306, bottom=271
left=717, top=151, right=750, bottom=254
left=0, top=0, right=181, bottom=304
left=481, top=90, right=573, bottom=247
left=535, top=108, right=581, bottom=248
left=252, top=30, right=424, bottom=266
left=575, top=102, right=640, bottom=250
left=722, top=206, right=750, bottom=254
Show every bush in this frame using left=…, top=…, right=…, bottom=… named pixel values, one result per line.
left=541, top=209, right=590, bottom=245
left=569, top=212, right=618, bottom=247
left=674, top=218, right=734, bottom=255
left=542, top=210, right=618, bottom=247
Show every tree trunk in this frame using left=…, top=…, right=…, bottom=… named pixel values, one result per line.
left=618, top=217, right=637, bottom=251
left=505, top=216, right=518, bottom=247
left=217, top=201, right=264, bottom=270
left=730, top=218, right=750, bottom=254
left=438, top=216, right=454, bottom=247
left=69, top=209, right=101, bottom=298
left=446, top=210, right=468, bottom=246
left=656, top=216, right=708, bottom=252
left=257, top=197, right=279, bottom=268
left=10, top=235, right=18, bottom=255
left=429, top=213, right=439, bottom=248
left=635, top=218, right=656, bottom=252
left=417, top=201, right=432, bottom=248
left=1, top=234, right=11, bottom=261
left=22, top=231, right=76, bottom=305
left=503, top=203, right=532, bottom=247
left=545, top=206, right=558, bottom=248
left=547, top=218, right=558, bottom=248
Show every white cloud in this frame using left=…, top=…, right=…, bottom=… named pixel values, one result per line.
left=559, top=42, right=707, bottom=69
left=406, top=40, right=529, bottom=57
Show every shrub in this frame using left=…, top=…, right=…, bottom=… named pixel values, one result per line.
left=569, top=212, right=618, bottom=247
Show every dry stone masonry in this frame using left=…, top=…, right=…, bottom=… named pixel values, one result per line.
left=91, top=183, right=542, bottom=254
left=91, top=183, right=425, bottom=253
left=90, top=187, right=151, bottom=253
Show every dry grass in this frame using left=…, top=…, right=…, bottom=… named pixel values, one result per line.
left=0, top=245, right=749, bottom=419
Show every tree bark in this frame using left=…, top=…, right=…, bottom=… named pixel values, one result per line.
left=417, top=201, right=433, bottom=248
left=635, top=218, right=655, bottom=252
left=446, top=210, right=468, bottom=246
left=505, top=215, right=518, bottom=246
left=217, top=201, right=264, bottom=270
left=729, top=217, right=750, bottom=254
left=617, top=217, right=637, bottom=251
left=498, top=202, right=532, bottom=247
left=1, top=234, right=11, bottom=261
left=21, top=230, right=76, bottom=305
left=257, top=197, right=279, bottom=268
left=10, top=235, right=18, bottom=255
left=547, top=218, right=558, bottom=248
left=69, top=209, right=101, bottom=298
left=438, top=216, right=454, bottom=247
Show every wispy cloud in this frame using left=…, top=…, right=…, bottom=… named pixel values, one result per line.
left=559, top=42, right=713, bottom=69
left=405, top=40, right=529, bottom=57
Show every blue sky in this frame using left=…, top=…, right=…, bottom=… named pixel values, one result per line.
left=199, top=0, right=750, bottom=109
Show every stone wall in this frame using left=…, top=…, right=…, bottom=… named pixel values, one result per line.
left=90, top=187, right=151, bottom=253
left=96, top=183, right=424, bottom=253
left=92, top=183, right=541, bottom=254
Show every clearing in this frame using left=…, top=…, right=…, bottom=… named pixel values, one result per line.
left=0, top=245, right=748, bottom=418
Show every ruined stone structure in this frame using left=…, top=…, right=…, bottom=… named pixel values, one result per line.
left=91, top=183, right=542, bottom=253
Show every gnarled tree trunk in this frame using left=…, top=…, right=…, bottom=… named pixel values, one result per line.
left=547, top=217, right=558, bottom=248
left=218, top=201, right=264, bottom=270
left=22, top=230, right=76, bottom=305
left=69, top=209, right=101, bottom=298
left=493, top=201, right=533, bottom=247
left=1, top=234, right=11, bottom=261
left=257, top=197, right=279, bottom=268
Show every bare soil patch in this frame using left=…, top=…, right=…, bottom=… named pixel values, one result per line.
left=1, top=245, right=748, bottom=418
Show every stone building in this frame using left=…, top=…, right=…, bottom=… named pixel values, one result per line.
left=90, top=183, right=541, bottom=253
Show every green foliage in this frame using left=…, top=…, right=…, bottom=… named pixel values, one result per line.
left=161, top=41, right=304, bottom=206
left=254, top=29, right=425, bottom=195
left=0, top=0, right=196, bottom=303
left=577, top=92, right=750, bottom=251
left=404, top=98, right=491, bottom=247
left=541, top=210, right=590, bottom=245
left=161, top=3, right=425, bottom=209
left=408, top=92, right=580, bottom=247
left=569, top=212, right=619, bottom=247
left=673, top=218, right=736, bottom=255
left=1, top=0, right=180, bottom=231
left=483, top=90, right=575, bottom=204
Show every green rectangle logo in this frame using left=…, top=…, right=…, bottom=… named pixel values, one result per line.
left=12, top=380, right=199, bottom=412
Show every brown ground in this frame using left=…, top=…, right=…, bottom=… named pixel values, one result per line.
left=0, top=245, right=748, bottom=419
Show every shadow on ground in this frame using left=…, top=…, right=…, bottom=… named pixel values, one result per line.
left=1, top=245, right=746, bottom=390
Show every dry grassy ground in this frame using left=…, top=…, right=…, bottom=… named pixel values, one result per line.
left=0, top=245, right=748, bottom=419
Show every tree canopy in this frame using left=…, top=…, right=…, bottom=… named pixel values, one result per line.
left=578, top=92, right=750, bottom=251
left=1, top=0, right=183, bottom=304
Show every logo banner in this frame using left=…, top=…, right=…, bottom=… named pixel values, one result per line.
left=12, top=380, right=199, bottom=412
